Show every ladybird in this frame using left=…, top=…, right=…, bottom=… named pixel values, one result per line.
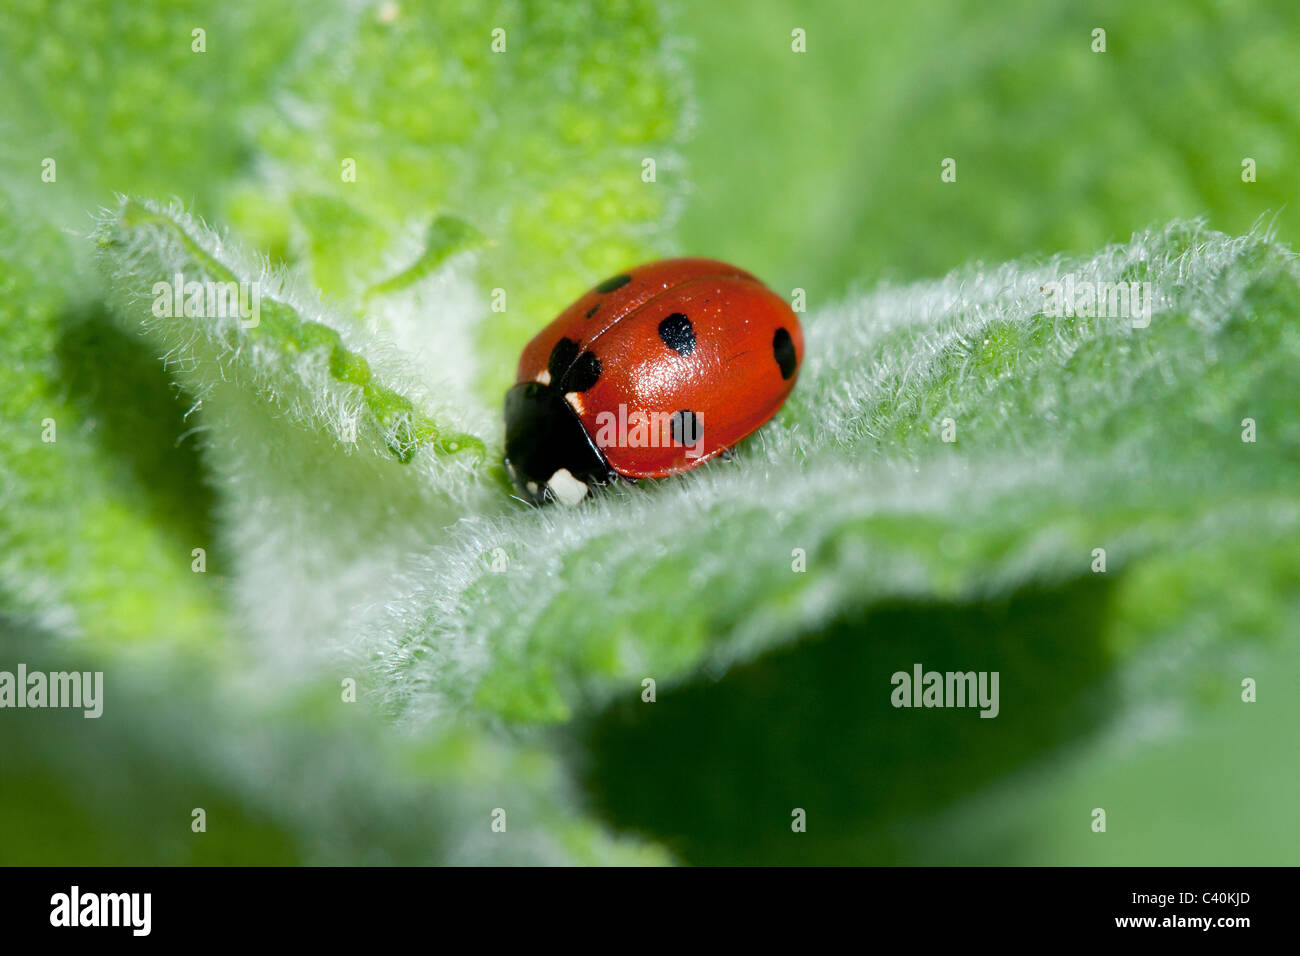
left=503, top=257, right=803, bottom=505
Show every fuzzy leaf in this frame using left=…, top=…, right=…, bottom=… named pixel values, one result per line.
left=364, top=216, right=488, bottom=301
left=226, top=0, right=690, bottom=403
left=0, top=189, right=225, bottom=647
left=372, top=221, right=1300, bottom=731
left=0, top=618, right=665, bottom=865
left=96, top=198, right=487, bottom=465
left=93, top=198, right=500, bottom=661
left=5, top=0, right=1297, bottom=868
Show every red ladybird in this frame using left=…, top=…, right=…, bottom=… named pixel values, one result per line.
left=504, top=258, right=804, bottom=505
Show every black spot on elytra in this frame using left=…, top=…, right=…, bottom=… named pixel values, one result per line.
left=585, top=304, right=600, bottom=319
left=658, top=312, right=696, bottom=356
left=595, top=273, right=632, bottom=294
left=548, top=337, right=579, bottom=381
left=773, top=327, right=797, bottom=380
left=671, top=409, right=702, bottom=446
left=548, top=336, right=602, bottom=391
left=565, top=351, right=602, bottom=392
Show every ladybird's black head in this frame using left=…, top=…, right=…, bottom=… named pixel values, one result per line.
left=503, top=382, right=613, bottom=506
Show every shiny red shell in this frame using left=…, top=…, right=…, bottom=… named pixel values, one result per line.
left=515, top=257, right=803, bottom=479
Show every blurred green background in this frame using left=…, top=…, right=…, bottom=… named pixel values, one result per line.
left=679, top=0, right=1299, bottom=291
left=1, top=0, right=1297, bottom=864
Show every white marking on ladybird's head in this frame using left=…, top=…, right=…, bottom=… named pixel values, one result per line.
left=565, top=391, right=585, bottom=414
left=547, top=468, right=588, bottom=507
left=525, top=480, right=539, bottom=497
left=536, top=369, right=551, bottom=385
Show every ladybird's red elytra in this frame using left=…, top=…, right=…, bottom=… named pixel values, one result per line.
left=503, top=258, right=804, bottom=505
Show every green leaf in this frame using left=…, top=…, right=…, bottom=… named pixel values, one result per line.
left=372, top=221, right=1300, bottom=738
left=97, top=197, right=487, bottom=465
left=94, top=197, right=499, bottom=660
left=0, top=188, right=225, bottom=648
left=365, top=216, right=488, bottom=301
left=226, top=0, right=690, bottom=403
left=0, top=617, right=666, bottom=865
left=678, top=0, right=1300, bottom=296
left=0, top=0, right=314, bottom=228
left=4, top=0, right=1296, bottom=868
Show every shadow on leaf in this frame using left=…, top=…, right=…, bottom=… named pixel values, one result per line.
left=573, top=573, right=1119, bottom=864
left=54, top=301, right=218, bottom=561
